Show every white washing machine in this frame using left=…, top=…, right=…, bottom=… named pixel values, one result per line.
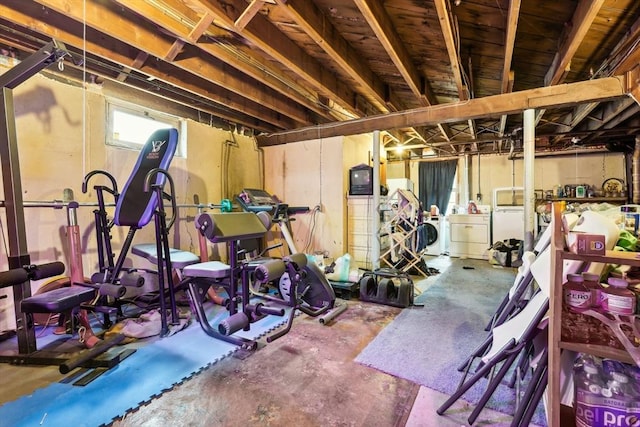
left=422, top=216, right=443, bottom=256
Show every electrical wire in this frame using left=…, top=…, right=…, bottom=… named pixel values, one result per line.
left=303, top=206, right=321, bottom=253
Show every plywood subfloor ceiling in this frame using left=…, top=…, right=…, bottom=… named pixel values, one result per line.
left=1, top=0, right=640, bottom=158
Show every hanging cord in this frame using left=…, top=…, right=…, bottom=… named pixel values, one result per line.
left=319, top=131, right=323, bottom=208
left=82, top=0, right=87, bottom=177
left=303, top=206, right=321, bottom=253
left=223, top=130, right=239, bottom=199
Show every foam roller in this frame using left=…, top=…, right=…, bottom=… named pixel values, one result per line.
left=0, top=268, right=28, bottom=289
left=254, top=260, right=286, bottom=283
left=30, top=262, right=65, bottom=280
left=218, top=312, right=249, bottom=336
left=99, top=283, right=126, bottom=298
left=90, top=272, right=107, bottom=284
left=120, top=272, right=144, bottom=287
left=250, top=302, right=285, bottom=317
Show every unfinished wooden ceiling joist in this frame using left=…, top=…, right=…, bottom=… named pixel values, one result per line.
left=0, top=0, right=639, bottom=157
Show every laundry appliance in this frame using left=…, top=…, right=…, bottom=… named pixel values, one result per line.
left=491, top=187, right=535, bottom=243
left=422, top=215, right=444, bottom=256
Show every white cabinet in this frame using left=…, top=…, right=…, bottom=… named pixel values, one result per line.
left=448, top=214, right=491, bottom=260
left=347, top=196, right=388, bottom=270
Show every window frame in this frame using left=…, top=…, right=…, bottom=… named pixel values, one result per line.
left=106, top=99, right=186, bottom=157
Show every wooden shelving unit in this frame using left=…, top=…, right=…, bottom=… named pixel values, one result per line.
left=538, top=197, right=627, bottom=204
left=548, top=204, right=640, bottom=426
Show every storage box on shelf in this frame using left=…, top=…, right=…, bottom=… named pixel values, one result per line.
left=548, top=203, right=640, bottom=427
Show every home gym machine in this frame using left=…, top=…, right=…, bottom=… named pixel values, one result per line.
left=236, top=188, right=346, bottom=325
left=0, top=40, right=125, bottom=374
left=133, top=173, right=303, bottom=349
left=81, top=127, right=187, bottom=337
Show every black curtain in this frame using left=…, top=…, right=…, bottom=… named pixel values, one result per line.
left=418, top=160, right=458, bottom=215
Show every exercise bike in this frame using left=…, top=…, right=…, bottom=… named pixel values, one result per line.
left=236, top=189, right=346, bottom=326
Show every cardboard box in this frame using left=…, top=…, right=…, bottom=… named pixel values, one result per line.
left=567, top=232, right=606, bottom=255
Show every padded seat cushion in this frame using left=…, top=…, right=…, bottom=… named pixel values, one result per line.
left=21, top=287, right=95, bottom=313
left=182, top=261, right=230, bottom=279
left=132, top=243, right=200, bottom=269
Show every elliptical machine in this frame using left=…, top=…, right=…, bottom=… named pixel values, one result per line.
left=236, top=189, right=345, bottom=324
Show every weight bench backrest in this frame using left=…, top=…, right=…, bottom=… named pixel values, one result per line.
left=114, top=128, right=178, bottom=228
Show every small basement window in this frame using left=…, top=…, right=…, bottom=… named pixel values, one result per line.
left=107, top=100, right=186, bottom=157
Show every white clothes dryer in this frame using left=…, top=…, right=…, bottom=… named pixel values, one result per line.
left=422, top=216, right=443, bottom=256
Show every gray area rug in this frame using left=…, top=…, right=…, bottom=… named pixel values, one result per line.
left=356, top=258, right=547, bottom=426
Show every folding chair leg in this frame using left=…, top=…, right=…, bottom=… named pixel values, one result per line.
left=511, top=348, right=548, bottom=427
left=519, top=367, right=547, bottom=427
left=468, top=350, right=521, bottom=425
left=508, top=343, right=533, bottom=389
left=457, top=334, right=492, bottom=372
left=437, top=346, right=512, bottom=416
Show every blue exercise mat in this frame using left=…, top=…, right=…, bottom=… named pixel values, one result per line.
left=0, top=304, right=291, bottom=427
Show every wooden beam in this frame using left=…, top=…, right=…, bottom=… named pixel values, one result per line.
left=0, top=10, right=280, bottom=133
left=351, top=0, right=453, bottom=142
left=536, top=0, right=604, bottom=127
left=42, top=0, right=315, bottom=127
left=192, top=0, right=372, bottom=118
left=353, top=0, right=432, bottom=105
left=544, top=0, right=605, bottom=86
left=164, top=39, right=185, bottom=61
left=273, top=0, right=393, bottom=113
left=235, top=0, right=265, bottom=31
left=433, top=0, right=467, bottom=101
left=580, top=97, right=637, bottom=132
left=499, top=70, right=515, bottom=136
left=111, top=0, right=330, bottom=121
left=257, top=69, right=638, bottom=146
left=501, top=0, right=520, bottom=94
left=27, top=0, right=300, bottom=129
left=116, top=51, right=148, bottom=82
left=188, top=13, right=215, bottom=42
left=550, top=11, right=640, bottom=136
left=616, top=44, right=640, bottom=76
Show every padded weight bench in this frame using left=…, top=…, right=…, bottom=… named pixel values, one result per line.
left=0, top=261, right=93, bottom=328
left=0, top=262, right=129, bottom=377
left=0, top=261, right=93, bottom=315
left=22, top=286, right=96, bottom=316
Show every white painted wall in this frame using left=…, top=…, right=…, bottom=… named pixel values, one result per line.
left=462, top=152, right=625, bottom=208
left=263, top=135, right=348, bottom=259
